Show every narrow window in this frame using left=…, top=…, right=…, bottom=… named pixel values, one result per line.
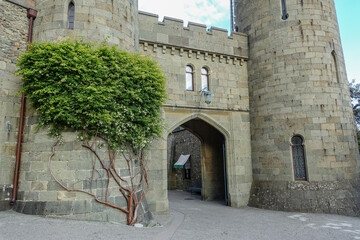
left=331, top=51, right=340, bottom=83
left=201, top=67, right=209, bottom=90
left=68, top=2, right=75, bottom=29
left=291, top=136, right=307, bottom=181
left=281, top=0, right=288, bottom=20
left=186, top=65, right=194, bottom=91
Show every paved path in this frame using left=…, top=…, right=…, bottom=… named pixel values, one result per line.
left=1, top=190, right=360, bottom=240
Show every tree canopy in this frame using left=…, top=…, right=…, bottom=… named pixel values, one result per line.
left=16, top=39, right=167, bottom=150
left=349, top=79, right=360, bottom=125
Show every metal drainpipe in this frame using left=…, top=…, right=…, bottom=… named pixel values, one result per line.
left=11, top=8, right=37, bottom=205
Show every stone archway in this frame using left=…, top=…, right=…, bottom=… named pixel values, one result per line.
left=167, top=118, right=228, bottom=203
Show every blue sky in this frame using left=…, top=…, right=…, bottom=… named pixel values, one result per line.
left=138, top=0, right=359, bottom=83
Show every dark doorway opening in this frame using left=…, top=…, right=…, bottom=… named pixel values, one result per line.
left=167, top=118, right=227, bottom=205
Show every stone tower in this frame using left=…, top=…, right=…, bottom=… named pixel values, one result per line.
left=32, top=0, right=139, bottom=51
left=235, top=0, right=360, bottom=215
left=12, top=0, right=141, bottom=222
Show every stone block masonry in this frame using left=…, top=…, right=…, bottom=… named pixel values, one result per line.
left=249, top=180, right=360, bottom=216
left=32, top=0, right=139, bottom=52
left=1, top=0, right=359, bottom=224
left=0, top=0, right=29, bottom=210
left=236, top=0, right=360, bottom=215
left=138, top=11, right=248, bottom=58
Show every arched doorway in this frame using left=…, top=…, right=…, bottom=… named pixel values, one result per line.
left=167, top=118, right=228, bottom=204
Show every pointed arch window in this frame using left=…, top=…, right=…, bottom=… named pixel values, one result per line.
left=68, top=2, right=75, bottom=29
left=186, top=65, right=194, bottom=91
left=281, top=0, right=288, bottom=20
left=201, top=67, right=209, bottom=90
left=291, top=136, right=307, bottom=181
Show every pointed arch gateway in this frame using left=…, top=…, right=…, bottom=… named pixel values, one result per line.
left=167, top=115, right=229, bottom=204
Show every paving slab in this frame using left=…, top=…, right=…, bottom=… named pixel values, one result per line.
left=0, top=190, right=359, bottom=240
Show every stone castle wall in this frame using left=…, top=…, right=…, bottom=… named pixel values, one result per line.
left=0, top=0, right=29, bottom=210
left=15, top=128, right=150, bottom=223
left=138, top=12, right=252, bottom=210
left=235, top=0, right=360, bottom=215
left=138, top=11, right=249, bottom=110
left=33, top=0, right=139, bottom=51
left=1, top=0, right=359, bottom=223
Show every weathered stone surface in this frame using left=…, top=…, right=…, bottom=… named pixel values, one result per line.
left=0, top=0, right=29, bottom=211
left=249, top=180, right=360, bottom=216
left=236, top=0, right=360, bottom=215
left=1, top=0, right=359, bottom=226
left=32, top=0, right=139, bottom=51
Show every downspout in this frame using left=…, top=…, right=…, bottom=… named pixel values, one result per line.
left=11, top=8, right=37, bottom=205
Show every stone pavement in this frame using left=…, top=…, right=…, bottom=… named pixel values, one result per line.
left=1, top=190, right=360, bottom=240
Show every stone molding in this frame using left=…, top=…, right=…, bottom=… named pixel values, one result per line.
left=163, top=104, right=249, bottom=113
left=140, top=40, right=247, bottom=66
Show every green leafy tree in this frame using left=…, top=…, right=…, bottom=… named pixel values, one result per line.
left=16, top=39, right=167, bottom=225
left=349, top=79, right=360, bottom=149
left=349, top=79, right=360, bottom=125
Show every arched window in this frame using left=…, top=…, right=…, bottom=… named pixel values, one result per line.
left=291, top=136, right=307, bottom=181
left=281, top=0, right=288, bottom=20
left=185, top=65, right=194, bottom=91
left=68, top=2, right=75, bottom=29
left=201, top=67, right=209, bottom=90
left=331, top=50, right=340, bottom=83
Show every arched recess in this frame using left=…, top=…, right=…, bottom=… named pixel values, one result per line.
left=167, top=113, right=230, bottom=140
left=167, top=113, right=230, bottom=204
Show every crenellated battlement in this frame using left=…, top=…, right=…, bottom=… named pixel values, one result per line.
left=138, top=11, right=248, bottom=58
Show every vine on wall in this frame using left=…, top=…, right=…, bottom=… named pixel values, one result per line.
left=16, top=39, right=167, bottom=225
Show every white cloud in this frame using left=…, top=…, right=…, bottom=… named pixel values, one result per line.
left=138, top=0, right=229, bottom=29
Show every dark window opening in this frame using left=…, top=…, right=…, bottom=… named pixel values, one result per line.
left=281, top=0, right=289, bottom=20
left=68, top=2, right=75, bottom=29
left=291, top=136, right=307, bottom=180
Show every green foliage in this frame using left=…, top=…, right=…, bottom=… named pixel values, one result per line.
left=349, top=79, right=360, bottom=125
left=16, top=39, right=167, bottom=150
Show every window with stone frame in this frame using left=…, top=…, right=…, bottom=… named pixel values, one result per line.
left=186, top=65, right=194, bottom=91
left=291, top=135, right=307, bottom=181
left=68, top=2, right=75, bottom=29
left=201, top=67, right=209, bottom=91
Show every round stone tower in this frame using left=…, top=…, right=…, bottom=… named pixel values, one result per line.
left=32, top=0, right=139, bottom=51
left=14, top=0, right=142, bottom=224
left=235, top=0, right=360, bottom=215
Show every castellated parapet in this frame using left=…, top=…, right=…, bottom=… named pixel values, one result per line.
left=138, top=11, right=249, bottom=111
left=138, top=11, right=248, bottom=58
left=138, top=12, right=252, bottom=213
